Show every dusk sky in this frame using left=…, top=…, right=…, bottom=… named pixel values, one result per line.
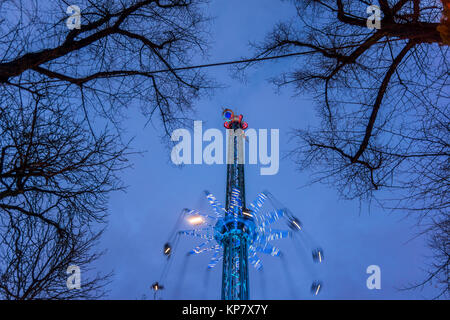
left=93, top=0, right=440, bottom=299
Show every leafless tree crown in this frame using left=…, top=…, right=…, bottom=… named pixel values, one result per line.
left=0, top=0, right=211, bottom=299
left=247, top=0, right=449, bottom=298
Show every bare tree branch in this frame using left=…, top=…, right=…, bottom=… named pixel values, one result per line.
left=246, top=0, right=449, bottom=298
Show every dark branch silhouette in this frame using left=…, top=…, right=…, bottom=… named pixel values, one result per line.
left=0, top=92, right=127, bottom=299
left=244, top=0, right=449, bottom=298
left=0, top=0, right=212, bottom=135
left=0, top=0, right=211, bottom=299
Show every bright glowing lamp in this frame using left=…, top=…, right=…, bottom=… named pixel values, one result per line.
left=187, top=215, right=205, bottom=225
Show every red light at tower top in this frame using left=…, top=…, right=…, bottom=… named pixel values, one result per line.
left=222, top=108, right=248, bottom=130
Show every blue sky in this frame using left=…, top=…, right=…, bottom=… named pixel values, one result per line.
left=94, top=0, right=440, bottom=299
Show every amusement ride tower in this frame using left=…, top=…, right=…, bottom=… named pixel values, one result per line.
left=219, top=109, right=251, bottom=299
left=152, top=109, right=324, bottom=300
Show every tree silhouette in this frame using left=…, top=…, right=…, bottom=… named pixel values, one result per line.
left=246, top=0, right=448, bottom=298
left=0, top=0, right=211, bottom=299
left=0, top=0, right=211, bottom=134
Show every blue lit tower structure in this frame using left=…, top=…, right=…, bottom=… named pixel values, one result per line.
left=219, top=109, right=251, bottom=299
left=153, top=109, right=324, bottom=300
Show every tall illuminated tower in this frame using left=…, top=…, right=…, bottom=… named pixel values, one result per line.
left=218, top=109, right=251, bottom=300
